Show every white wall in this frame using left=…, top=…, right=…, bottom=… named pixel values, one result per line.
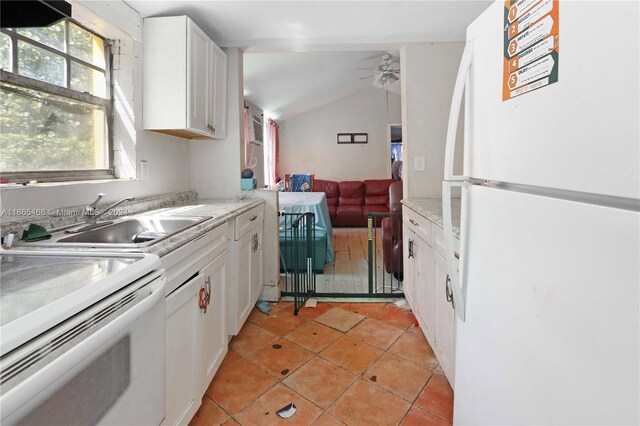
left=401, top=42, right=465, bottom=198
left=190, top=48, right=243, bottom=198
left=279, top=87, right=401, bottom=182
left=0, top=1, right=192, bottom=212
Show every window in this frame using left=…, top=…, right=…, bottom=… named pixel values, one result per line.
left=0, top=20, right=112, bottom=182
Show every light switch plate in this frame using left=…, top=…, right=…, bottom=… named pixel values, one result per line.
left=139, top=160, right=149, bottom=181
left=414, top=156, right=425, bottom=171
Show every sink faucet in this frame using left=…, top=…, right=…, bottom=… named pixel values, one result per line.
left=84, top=193, right=135, bottom=225
left=66, top=193, right=135, bottom=233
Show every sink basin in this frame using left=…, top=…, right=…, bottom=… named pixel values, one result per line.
left=15, top=216, right=212, bottom=249
left=58, top=217, right=208, bottom=245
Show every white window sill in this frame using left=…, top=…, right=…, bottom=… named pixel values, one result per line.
left=0, top=178, right=137, bottom=190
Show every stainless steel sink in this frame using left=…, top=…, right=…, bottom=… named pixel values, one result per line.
left=58, top=217, right=208, bottom=245
left=16, top=215, right=212, bottom=249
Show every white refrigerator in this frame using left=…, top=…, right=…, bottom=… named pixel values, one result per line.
left=442, top=1, right=640, bottom=424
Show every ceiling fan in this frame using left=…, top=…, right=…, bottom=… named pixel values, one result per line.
left=358, top=53, right=400, bottom=88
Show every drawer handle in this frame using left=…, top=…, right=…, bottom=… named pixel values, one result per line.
left=250, top=215, right=258, bottom=221
left=408, top=239, right=414, bottom=258
left=454, top=252, right=460, bottom=259
left=199, top=276, right=212, bottom=313
left=446, top=275, right=456, bottom=309
left=409, top=219, right=419, bottom=226
left=205, top=276, right=212, bottom=306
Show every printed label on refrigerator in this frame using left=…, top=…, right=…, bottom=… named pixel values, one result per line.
left=503, top=0, right=559, bottom=101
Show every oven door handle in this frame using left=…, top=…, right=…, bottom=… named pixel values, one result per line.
left=0, top=276, right=166, bottom=419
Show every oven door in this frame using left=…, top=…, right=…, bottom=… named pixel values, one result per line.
left=0, top=271, right=166, bottom=425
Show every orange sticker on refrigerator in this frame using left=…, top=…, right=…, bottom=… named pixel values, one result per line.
left=503, top=0, right=559, bottom=100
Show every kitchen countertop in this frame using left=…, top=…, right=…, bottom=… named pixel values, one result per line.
left=137, top=198, right=263, bottom=257
left=402, top=197, right=461, bottom=238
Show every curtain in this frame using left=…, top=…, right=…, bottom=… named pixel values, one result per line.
left=264, top=118, right=279, bottom=188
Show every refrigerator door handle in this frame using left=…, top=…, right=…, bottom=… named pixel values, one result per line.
left=443, top=180, right=466, bottom=321
left=444, top=39, right=473, bottom=182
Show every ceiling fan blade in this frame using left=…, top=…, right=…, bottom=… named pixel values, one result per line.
left=359, top=75, right=375, bottom=80
left=356, top=67, right=376, bottom=70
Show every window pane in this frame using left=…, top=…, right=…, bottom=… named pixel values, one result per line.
left=71, top=61, right=107, bottom=98
left=16, top=21, right=65, bottom=52
left=18, top=41, right=65, bottom=86
left=0, top=33, right=10, bottom=71
left=0, top=84, right=108, bottom=172
left=69, top=22, right=105, bottom=69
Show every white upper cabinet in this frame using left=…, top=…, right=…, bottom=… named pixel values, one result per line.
left=210, top=44, right=227, bottom=139
left=143, top=16, right=227, bottom=140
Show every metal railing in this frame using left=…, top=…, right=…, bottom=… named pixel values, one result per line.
left=279, top=212, right=316, bottom=314
left=367, top=212, right=404, bottom=296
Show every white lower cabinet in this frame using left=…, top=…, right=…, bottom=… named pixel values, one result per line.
left=403, top=210, right=457, bottom=387
left=164, top=249, right=228, bottom=425
left=197, top=252, right=228, bottom=396
left=433, top=251, right=456, bottom=384
left=416, top=236, right=437, bottom=345
left=228, top=205, right=264, bottom=335
left=233, top=230, right=254, bottom=334
left=165, top=273, right=200, bottom=425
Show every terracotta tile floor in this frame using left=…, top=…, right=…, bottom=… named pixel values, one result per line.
left=192, top=302, right=453, bottom=425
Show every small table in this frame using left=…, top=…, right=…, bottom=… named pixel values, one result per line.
left=279, top=192, right=334, bottom=264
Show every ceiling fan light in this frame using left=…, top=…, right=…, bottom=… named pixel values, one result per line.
left=388, top=73, right=399, bottom=83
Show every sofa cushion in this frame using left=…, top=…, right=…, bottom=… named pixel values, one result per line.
left=338, top=181, right=365, bottom=206
left=364, top=179, right=395, bottom=206
left=327, top=205, right=337, bottom=223
left=314, top=179, right=339, bottom=206
left=365, top=194, right=388, bottom=206
left=336, top=205, right=366, bottom=227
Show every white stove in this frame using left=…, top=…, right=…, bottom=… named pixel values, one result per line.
left=0, top=250, right=166, bottom=425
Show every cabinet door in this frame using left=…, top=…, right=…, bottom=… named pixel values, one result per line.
left=416, top=237, right=436, bottom=345
left=197, top=250, right=228, bottom=395
left=403, top=227, right=416, bottom=308
left=210, top=44, right=227, bottom=139
left=186, top=20, right=210, bottom=135
left=434, top=251, right=456, bottom=385
left=233, top=230, right=254, bottom=334
left=165, top=273, right=204, bottom=425
left=250, top=226, right=263, bottom=304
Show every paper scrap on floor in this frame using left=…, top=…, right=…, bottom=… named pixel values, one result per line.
left=305, top=298, right=318, bottom=308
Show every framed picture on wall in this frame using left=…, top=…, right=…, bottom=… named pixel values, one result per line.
left=337, top=133, right=368, bottom=144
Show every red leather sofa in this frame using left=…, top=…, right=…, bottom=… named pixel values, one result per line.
left=313, top=179, right=396, bottom=227
left=382, top=181, right=403, bottom=274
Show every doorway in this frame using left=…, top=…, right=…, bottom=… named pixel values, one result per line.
left=389, top=123, right=402, bottom=180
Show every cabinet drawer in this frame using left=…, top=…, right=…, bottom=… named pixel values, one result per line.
left=234, top=205, right=264, bottom=240
left=403, top=208, right=431, bottom=245
left=163, top=222, right=229, bottom=295
left=433, top=225, right=460, bottom=260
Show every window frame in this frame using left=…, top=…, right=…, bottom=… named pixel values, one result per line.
left=0, top=20, right=114, bottom=183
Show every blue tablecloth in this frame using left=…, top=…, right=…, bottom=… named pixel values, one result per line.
left=279, top=192, right=334, bottom=263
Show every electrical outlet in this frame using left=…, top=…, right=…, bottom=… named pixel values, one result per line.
left=414, top=156, right=425, bottom=171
